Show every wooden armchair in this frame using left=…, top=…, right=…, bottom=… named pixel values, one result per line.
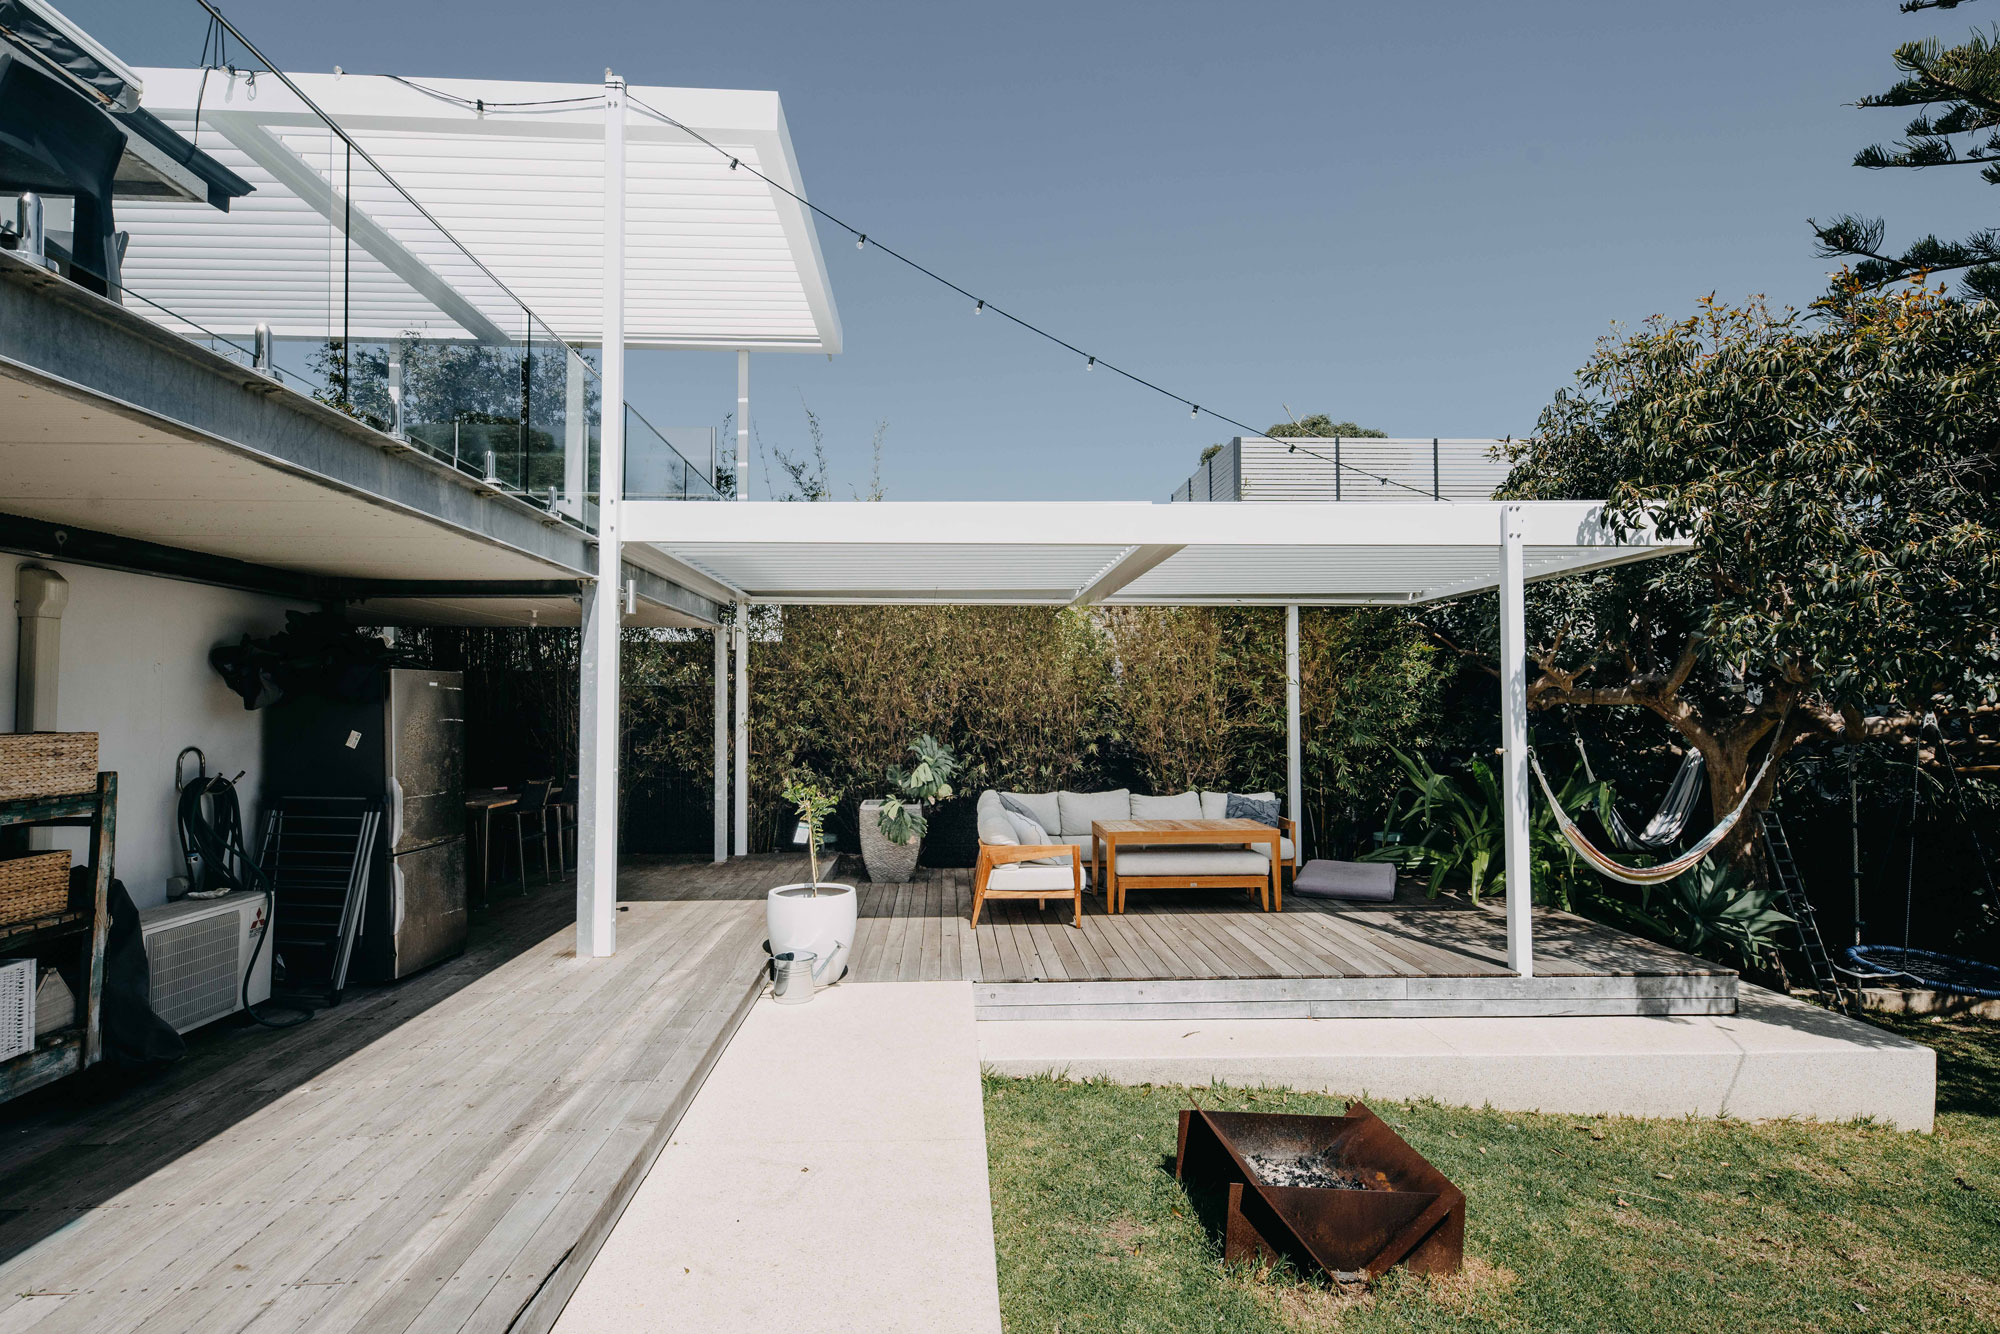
left=972, top=843, right=1084, bottom=929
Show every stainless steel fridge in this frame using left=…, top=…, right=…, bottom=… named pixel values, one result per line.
left=261, top=669, right=467, bottom=981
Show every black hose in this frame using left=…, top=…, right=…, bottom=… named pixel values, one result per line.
left=176, top=776, right=312, bottom=1029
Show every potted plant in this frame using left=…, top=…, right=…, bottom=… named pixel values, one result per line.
left=859, top=734, right=960, bottom=883
left=766, top=775, right=855, bottom=988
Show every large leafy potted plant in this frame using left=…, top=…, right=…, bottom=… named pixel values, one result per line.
left=858, top=734, right=960, bottom=883
left=767, top=775, right=855, bottom=988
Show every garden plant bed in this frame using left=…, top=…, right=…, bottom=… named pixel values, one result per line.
left=983, top=1014, right=2000, bottom=1333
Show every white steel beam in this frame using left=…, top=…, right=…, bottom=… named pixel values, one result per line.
left=1498, top=504, right=1533, bottom=977
left=206, top=112, right=512, bottom=344
left=1071, top=543, right=1184, bottom=605
left=622, top=500, right=1671, bottom=551
left=577, top=73, right=626, bottom=960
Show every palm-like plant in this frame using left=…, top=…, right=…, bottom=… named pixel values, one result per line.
left=876, top=734, right=960, bottom=847
left=1358, top=748, right=1614, bottom=909
left=1594, top=860, right=1792, bottom=973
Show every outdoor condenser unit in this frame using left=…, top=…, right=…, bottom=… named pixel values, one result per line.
left=138, top=893, right=272, bottom=1033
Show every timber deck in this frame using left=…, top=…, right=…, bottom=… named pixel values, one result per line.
left=0, top=855, right=800, bottom=1334
left=816, top=865, right=1732, bottom=1020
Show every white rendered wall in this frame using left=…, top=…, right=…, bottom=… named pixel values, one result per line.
left=2, top=559, right=301, bottom=909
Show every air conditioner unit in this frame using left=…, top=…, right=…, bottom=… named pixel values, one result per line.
left=138, top=893, right=271, bottom=1033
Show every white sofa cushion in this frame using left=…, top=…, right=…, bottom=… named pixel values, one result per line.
left=1112, top=848, right=1272, bottom=878
left=1001, top=790, right=1060, bottom=834
left=1057, top=788, right=1131, bottom=836
left=1199, top=790, right=1278, bottom=820
left=975, top=790, right=1017, bottom=845
left=986, top=862, right=1080, bottom=892
left=1131, top=790, right=1202, bottom=820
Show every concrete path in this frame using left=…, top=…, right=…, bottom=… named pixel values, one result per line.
left=555, top=980, right=1002, bottom=1334
left=978, top=984, right=1937, bottom=1131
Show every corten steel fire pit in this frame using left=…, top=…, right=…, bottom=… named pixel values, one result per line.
left=1175, top=1102, right=1464, bottom=1282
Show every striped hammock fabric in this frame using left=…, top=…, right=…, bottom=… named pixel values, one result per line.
left=1529, top=745, right=1774, bottom=886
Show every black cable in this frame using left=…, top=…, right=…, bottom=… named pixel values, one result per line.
left=383, top=74, right=604, bottom=111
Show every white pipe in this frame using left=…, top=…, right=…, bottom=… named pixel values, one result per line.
left=15, top=565, right=69, bottom=853
left=733, top=603, right=750, bottom=855
left=713, top=626, right=729, bottom=863
left=735, top=349, right=750, bottom=500
left=576, top=71, right=627, bottom=960
left=1285, top=605, right=1301, bottom=834
left=1498, top=504, right=1533, bottom=977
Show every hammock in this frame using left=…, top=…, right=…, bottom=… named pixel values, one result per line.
left=1573, top=739, right=1706, bottom=851
left=1529, top=742, right=1776, bottom=886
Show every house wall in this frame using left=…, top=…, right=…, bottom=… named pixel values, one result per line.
left=2, top=558, right=301, bottom=910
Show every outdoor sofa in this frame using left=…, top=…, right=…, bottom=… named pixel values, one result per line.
left=971, top=788, right=1297, bottom=927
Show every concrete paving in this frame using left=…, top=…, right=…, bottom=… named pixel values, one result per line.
left=978, top=983, right=1938, bottom=1132
left=555, top=980, right=1002, bottom=1334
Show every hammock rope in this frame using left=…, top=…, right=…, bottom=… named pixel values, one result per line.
left=1573, top=737, right=1707, bottom=851
left=1530, top=741, right=1779, bottom=887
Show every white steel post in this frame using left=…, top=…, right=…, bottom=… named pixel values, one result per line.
left=713, top=626, right=729, bottom=863
left=577, top=71, right=627, bottom=959
left=1285, top=605, right=1302, bottom=835
left=1498, top=504, right=1534, bottom=977
left=733, top=602, right=750, bottom=855
left=735, top=349, right=751, bottom=500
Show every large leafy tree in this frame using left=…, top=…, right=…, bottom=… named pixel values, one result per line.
left=1436, top=287, right=1999, bottom=864
left=1812, top=1, right=2000, bottom=301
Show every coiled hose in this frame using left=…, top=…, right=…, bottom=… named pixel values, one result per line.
left=176, top=775, right=312, bottom=1029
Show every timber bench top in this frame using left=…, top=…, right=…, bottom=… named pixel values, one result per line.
left=1093, top=818, right=1276, bottom=840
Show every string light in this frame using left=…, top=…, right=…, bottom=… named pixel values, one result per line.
left=1086, top=356, right=1094, bottom=370
left=1190, top=405, right=1199, bottom=419
left=974, top=299, right=984, bottom=315
left=856, top=234, right=866, bottom=249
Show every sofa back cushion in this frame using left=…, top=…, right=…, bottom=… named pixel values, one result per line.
left=1200, top=789, right=1278, bottom=821
left=1000, top=790, right=1060, bottom=835
left=1131, top=790, right=1202, bottom=821
left=1057, top=788, right=1131, bottom=836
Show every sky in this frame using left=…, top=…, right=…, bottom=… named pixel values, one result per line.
left=69, top=0, right=1998, bottom=500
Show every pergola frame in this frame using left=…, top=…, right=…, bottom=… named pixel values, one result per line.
left=579, top=497, right=1693, bottom=980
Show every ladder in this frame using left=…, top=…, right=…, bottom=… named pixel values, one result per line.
left=257, top=797, right=379, bottom=1007
left=1761, top=812, right=1850, bottom=1011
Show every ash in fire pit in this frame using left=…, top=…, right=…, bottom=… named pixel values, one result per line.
left=1243, top=1147, right=1368, bottom=1191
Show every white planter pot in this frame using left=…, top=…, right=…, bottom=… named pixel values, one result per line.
left=858, top=799, right=922, bottom=883
left=766, top=882, right=856, bottom=987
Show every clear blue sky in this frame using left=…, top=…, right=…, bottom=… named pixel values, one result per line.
left=73, top=0, right=1995, bottom=499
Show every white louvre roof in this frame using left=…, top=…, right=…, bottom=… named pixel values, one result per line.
left=622, top=501, right=1691, bottom=606
left=115, top=68, right=841, bottom=352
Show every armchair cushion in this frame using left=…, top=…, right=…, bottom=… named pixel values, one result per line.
left=1131, top=790, right=1202, bottom=820
left=1057, top=788, right=1131, bottom=836
left=975, top=790, right=1017, bottom=845
left=986, top=862, right=1082, bottom=892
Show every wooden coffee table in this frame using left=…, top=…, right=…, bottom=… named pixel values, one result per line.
left=1091, top=818, right=1284, bottom=914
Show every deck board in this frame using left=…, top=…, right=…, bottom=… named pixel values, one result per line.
left=780, top=863, right=1731, bottom=1018
left=0, top=854, right=806, bottom=1334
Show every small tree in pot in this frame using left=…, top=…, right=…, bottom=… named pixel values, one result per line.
left=859, top=735, right=960, bottom=883
left=767, top=774, right=855, bottom=988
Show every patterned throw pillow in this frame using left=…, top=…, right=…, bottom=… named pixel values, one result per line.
left=1224, top=793, right=1282, bottom=828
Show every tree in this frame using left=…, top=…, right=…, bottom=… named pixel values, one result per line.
left=1430, top=288, right=2000, bottom=865
left=1812, top=1, right=2000, bottom=301
left=1266, top=414, right=1387, bottom=439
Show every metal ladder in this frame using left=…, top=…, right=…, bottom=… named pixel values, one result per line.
left=1761, top=812, right=1850, bottom=1011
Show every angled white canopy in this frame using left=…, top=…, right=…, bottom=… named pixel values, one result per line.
left=115, top=68, right=841, bottom=352
left=621, top=500, right=1688, bottom=607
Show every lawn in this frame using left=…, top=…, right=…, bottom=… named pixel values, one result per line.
left=983, top=1015, right=2000, bottom=1333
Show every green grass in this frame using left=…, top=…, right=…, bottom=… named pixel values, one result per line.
left=983, top=1016, right=2000, bottom=1333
